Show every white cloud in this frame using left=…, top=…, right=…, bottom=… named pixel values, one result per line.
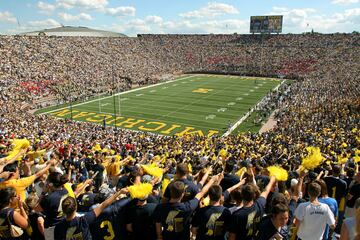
left=128, top=19, right=151, bottom=32
left=55, top=0, right=108, bottom=10
left=28, top=18, right=60, bottom=28
left=55, top=0, right=136, bottom=17
left=0, top=11, right=17, bottom=24
left=58, top=12, right=92, bottom=21
left=145, top=15, right=163, bottom=24
left=180, top=2, right=239, bottom=19
left=161, top=19, right=247, bottom=34
left=108, top=17, right=247, bottom=36
left=37, top=1, right=56, bottom=13
left=5, top=18, right=61, bottom=34
left=108, top=18, right=152, bottom=36
left=269, top=6, right=360, bottom=32
left=103, top=6, right=136, bottom=16
left=332, top=0, right=359, bottom=5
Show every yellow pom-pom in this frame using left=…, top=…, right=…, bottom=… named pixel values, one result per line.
left=301, top=147, right=324, bottom=170
left=267, top=166, right=288, bottom=181
left=92, top=144, right=102, bottom=152
left=188, top=163, right=193, bottom=173
left=202, top=196, right=210, bottom=207
left=128, top=183, right=153, bottom=199
left=206, top=229, right=214, bottom=236
left=141, top=164, right=163, bottom=178
left=338, top=156, right=348, bottom=165
left=161, top=178, right=171, bottom=195
left=152, top=155, right=161, bottom=162
left=218, top=148, right=227, bottom=158
left=354, top=155, right=360, bottom=163
left=235, top=167, right=247, bottom=177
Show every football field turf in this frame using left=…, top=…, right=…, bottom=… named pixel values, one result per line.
left=39, top=74, right=282, bottom=136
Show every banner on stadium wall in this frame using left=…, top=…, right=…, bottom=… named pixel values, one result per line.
left=250, top=15, right=283, bottom=33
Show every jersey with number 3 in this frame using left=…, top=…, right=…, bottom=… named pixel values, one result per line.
left=90, top=198, right=131, bottom=240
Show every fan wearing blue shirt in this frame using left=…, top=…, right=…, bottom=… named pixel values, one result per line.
left=54, top=188, right=128, bottom=240
left=154, top=174, right=220, bottom=240
left=163, top=163, right=200, bottom=203
left=191, top=185, right=232, bottom=240
left=316, top=179, right=338, bottom=240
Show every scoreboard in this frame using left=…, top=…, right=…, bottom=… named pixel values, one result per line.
left=250, top=15, right=283, bottom=34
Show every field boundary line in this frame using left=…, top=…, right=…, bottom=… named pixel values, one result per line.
left=222, top=80, right=286, bottom=137
left=39, top=75, right=194, bottom=115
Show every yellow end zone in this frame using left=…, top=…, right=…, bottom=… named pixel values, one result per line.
left=50, top=109, right=219, bottom=137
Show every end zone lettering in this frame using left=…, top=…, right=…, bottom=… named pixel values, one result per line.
left=50, top=109, right=219, bottom=137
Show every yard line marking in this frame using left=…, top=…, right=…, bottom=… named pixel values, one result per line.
left=149, top=90, right=156, bottom=93
left=40, top=75, right=195, bottom=115
left=222, top=80, right=286, bottom=137
left=136, top=94, right=144, bottom=97
left=227, top=102, right=235, bottom=106
left=205, top=114, right=216, bottom=120
left=236, top=97, right=243, bottom=101
left=250, top=89, right=254, bottom=92
left=158, top=81, right=237, bottom=121
left=101, top=103, right=110, bottom=107
left=243, top=93, right=249, bottom=96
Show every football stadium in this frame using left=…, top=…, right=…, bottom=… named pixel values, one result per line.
left=0, top=1, right=359, bottom=240
left=38, top=75, right=284, bottom=136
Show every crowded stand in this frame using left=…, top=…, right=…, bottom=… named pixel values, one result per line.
left=0, top=32, right=359, bottom=240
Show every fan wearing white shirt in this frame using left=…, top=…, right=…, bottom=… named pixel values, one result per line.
left=295, top=182, right=336, bottom=240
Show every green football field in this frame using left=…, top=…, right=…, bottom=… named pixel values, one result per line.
left=38, top=74, right=282, bottom=136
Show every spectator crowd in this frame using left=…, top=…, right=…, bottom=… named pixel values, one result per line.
left=0, top=32, right=359, bottom=240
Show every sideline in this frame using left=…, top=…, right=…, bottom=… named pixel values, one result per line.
left=222, top=80, right=286, bottom=137
left=39, top=75, right=195, bottom=115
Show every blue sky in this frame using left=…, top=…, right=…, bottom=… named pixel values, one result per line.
left=0, top=0, right=359, bottom=36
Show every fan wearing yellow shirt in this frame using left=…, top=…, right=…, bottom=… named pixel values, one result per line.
left=107, top=156, right=132, bottom=187
left=0, top=160, right=56, bottom=201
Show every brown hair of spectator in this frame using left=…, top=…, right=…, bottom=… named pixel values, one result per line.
left=176, top=163, right=189, bottom=177
left=271, top=203, right=289, bottom=216
left=314, top=179, right=328, bottom=197
left=308, top=182, right=321, bottom=198
left=170, top=181, right=185, bottom=199
left=241, top=183, right=258, bottom=202
left=208, top=185, right=222, bottom=202
left=62, top=196, right=77, bottom=217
